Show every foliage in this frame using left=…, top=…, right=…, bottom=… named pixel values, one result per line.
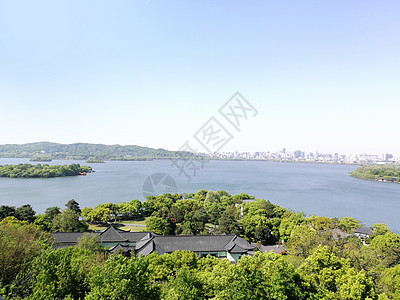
left=0, top=217, right=52, bottom=296
left=0, top=204, right=36, bottom=223
left=2, top=190, right=400, bottom=299
left=29, top=154, right=52, bottom=161
left=0, top=163, right=92, bottom=178
left=77, top=233, right=104, bottom=253
left=339, top=216, right=362, bottom=233
left=146, top=216, right=175, bottom=235
left=350, top=165, right=400, bottom=182
left=377, top=264, right=400, bottom=299
left=85, top=255, right=160, bottom=300
left=66, top=199, right=82, bottom=214
left=29, top=247, right=94, bottom=299
left=0, top=141, right=193, bottom=160
left=86, top=158, right=104, bottom=163
left=162, top=266, right=204, bottom=300
left=279, top=212, right=306, bottom=241
left=298, top=245, right=377, bottom=299
left=229, top=252, right=308, bottom=300
left=52, top=208, right=88, bottom=232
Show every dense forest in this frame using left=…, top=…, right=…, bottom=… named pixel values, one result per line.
left=0, top=163, right=92, bottom=178
left=350, top=165, right=400, bottom=182
left=0, top=142, right=193, bottom=161
left=1, top=191, right=400, bottom=299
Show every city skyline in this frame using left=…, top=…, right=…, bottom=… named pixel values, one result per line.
left=1, top=1, right=399, bottom=156
left=0, top=140, right=398, bottom=163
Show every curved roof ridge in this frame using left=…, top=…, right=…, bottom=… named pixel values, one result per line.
left=98, top=225, right=128, bottom=242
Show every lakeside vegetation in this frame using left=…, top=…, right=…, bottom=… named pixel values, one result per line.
left=29, top=154, right=52, bottom=162
left=1, top=191, right=400, bottom=299
left=0, top=163, right=92, bottom=178
left=85, top=158, right=104, bottom=163
left=0, top=141, right=192, bottom=161
left=350, top=164, right=400, bottom=183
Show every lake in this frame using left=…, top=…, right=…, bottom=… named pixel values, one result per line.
left=1, top=158, right=399, bottom=233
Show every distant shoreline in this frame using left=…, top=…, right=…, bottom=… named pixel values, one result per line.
left=0, top=156, right=360, bottom=166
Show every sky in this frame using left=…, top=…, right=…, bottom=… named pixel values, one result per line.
left=0, top=0, right=399, bottom=156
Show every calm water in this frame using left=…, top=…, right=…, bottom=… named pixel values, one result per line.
left=1, top=158, right=399, bottom=233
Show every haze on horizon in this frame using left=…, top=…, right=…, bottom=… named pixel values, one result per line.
left=1, top=1, right=399, bottom=157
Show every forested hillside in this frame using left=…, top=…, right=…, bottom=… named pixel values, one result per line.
left=0, top=142, right=192, bottom=160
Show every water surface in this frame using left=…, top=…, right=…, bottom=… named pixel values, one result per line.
left=0, top=158, right=399, bottom=232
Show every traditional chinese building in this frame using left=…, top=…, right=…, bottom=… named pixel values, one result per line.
left=52, top=225, right=256, bottom=263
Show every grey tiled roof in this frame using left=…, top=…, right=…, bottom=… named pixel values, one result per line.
left=119, top=232, right=153, bottom=241
left=355, top=227, right=374, bottom=235
left=52, top=232, right=85, bottom=243
left=52, top=225, right=255, bottom=257
left=234, top=236, right=255, bottom=250
left=152, top=235, right=235, bottom=252
left=52, top=226, right=152, bottom=244
left=98, top=226, right=128, bottom=242
left=108, top=243, right=135, bottom=253
left=229, top=244, right=248, bottom=253
left=142, top=235, right=255, bottom=253
left=137, top=241, right=156, bottom=256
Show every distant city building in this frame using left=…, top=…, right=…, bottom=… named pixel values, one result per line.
left=202, top=148, right=398, bottom=164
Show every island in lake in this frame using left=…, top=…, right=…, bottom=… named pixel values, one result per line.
left=0, top=163, right=92, bottom=178
left=349, top=164, right=400, bottom=183
left=86, top=158, right=105, bottom=163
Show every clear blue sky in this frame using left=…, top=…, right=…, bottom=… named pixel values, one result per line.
left=1, top=1, right=399, bottom=156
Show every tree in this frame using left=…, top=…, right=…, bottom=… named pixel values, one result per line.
left=16, top=204, right=36, bottom=223
left=228, top=252, right=308, bottom=300
left=244, top=199, right=276, bottom=218
left=203, top=191, right=223, bottom=224
left=44, top=206, right=61, bottom=220
left=29, top=247, right=93, bottom=299
left=65, top=199, right=81, bottom=215
left=298, top=245, right=376, bottom=299
left=377, top=264, right=400, bottom=299
left=96, top=203, right=119, bottom=222
left=339, top=217, right=361, bottom=233
left=119, top=199, right=143, bottom=220
left=218, top=209, right=238, bottom=234
left=34, top=214, right=54, bottom=232
left=52, top=209, right=88, bottom=232
left=81, top=207, right=94, bottom=220
left=77, top=233, right=104, bottom=253
left=85, top=207, right=112, bottom=223
left=279, top=212, right=306, bottom=241
left=181, top=209, right=207, bottom=235
left=169, top=200, right=194, bottom=223
left=0, top=205, right=17, bottom=219
left=254, top=225, right=274, bottom=245
left=307, top=215, right=335, bottom=231
left=372, top=223, right=391, bottom=236
left=0, top=217, right=52, bottom=297
left=146, top=216, right=175, bottom=235
left=162, top=267, right=204, bottom=300
left=240, top=214, right=278, bottom=244
left=87, top=206, right=112, bottom=222
left=287, top=224, right=319, bottom=258
left=369, top=232, right=400, bottom=268
left=197, top=257, right=236, bottom=299
left=85, top=255, right=160, bottom=300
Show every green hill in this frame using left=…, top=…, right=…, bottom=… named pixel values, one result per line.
left=0, top=142, right=193, bottom=161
